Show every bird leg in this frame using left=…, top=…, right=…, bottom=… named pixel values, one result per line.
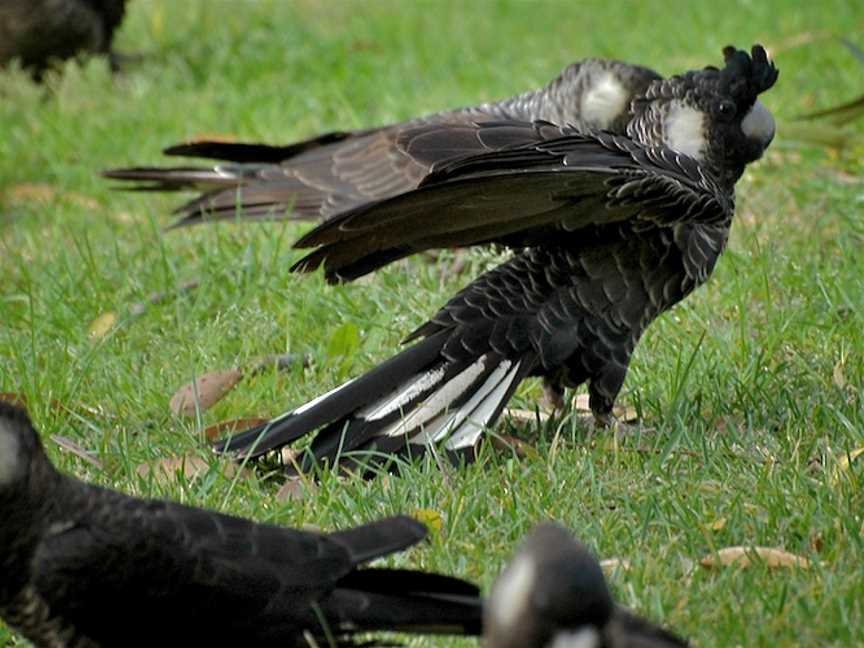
left=540, top=377, right=566, bottom=413
left=588, top=365, right=627, bottom=429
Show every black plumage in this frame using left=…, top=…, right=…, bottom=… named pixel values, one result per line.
left=0, top=403, right=482, bottom=647
left=485, top=523, right=688, bottom=648
left=0, top=0, right=127, bottom=80
left=213, top=45, right=778, bottom=468
left=103, top=57, right=662, bottom=226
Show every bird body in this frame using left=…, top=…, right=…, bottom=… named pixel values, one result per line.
left=109, top=46, right=778, bottom=473
left=104, top=57, right=663, bottom=225
left=214, top=45, right=777, bottom=467
left=0, top=403, right=482, bottom=647
left=485, top=522, right=688, bottom=648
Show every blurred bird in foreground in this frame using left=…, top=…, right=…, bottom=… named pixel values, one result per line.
left=0, top=402, right=481, bottom=647
left=486, top=522, right=688, bottom=648
left=0, top=0, right=128, bottom=81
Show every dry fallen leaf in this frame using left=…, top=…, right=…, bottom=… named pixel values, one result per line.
left=170, top=368, right=244, bottom=416
left=834, top=447, right=864, bottom=482
left=6, top=183, right=98, bottom=209
left=276, top=477, right=317, bottom=502
left=413, top=508, right=443, bottom=534
left=709, top=517, right=727, bottom=531
left=700, top=546, right=811, bottom=570
left=504, top=408, right=550, bottom=424
left=599, top=558, right=632, bottom=575
left=0, top=391, right=28, bottom=407
left=614, top=404, right=639, bottom=423
left=137, top=454, right=239, bottom=485
left=490, top=433, right=541, bottom=460
left=202, top=418, right=270, bottom=442
left=88, top=312, right=117, bottom=339
left=832, top=361, right=846, bottom=389
left=7, top=183, right=57, bottom=203
left=574, top=393, right=591, bottom=411
left=572, top=393, right=638, bottom=422
left=51, top=435, right=103, bottom=469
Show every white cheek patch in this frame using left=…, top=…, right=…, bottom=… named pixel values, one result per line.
left=741, top=100, right=775, bottom=144
left=664, top=102, right=706, bottom=160
left=549, top=627, right=601, bottom=648
left=0, top=423, right=22, bottom=485
left=491, top=552, right=536, bottom=630
left=580, top=73, right=629, bottom=130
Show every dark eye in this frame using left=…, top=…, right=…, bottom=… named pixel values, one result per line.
left=717, top=100, right=737, bottom=120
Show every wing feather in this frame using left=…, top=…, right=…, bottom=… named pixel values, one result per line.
left=290, top=124, right=732, bottom=283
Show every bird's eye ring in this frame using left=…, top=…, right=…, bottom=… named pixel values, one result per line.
left=717, top=100, right=737, bottom=120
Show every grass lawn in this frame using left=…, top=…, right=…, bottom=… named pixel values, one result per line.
left=2, top=1, right=863, bottom=645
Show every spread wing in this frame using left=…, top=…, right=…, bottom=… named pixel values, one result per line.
left=104, top=109, right=535, bottom=226
left=103, top=56, right=664, bottom=228
left=290, top=120, right=733, bottom=283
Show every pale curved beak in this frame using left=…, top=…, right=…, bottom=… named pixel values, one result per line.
left=741, top=100, right=775, bottom=148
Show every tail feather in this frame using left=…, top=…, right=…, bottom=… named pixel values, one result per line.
left=214, top=331, right=532, bottom=470
left=102, top=164, right=264, bottom=192
left=163, top=132, right=354, bottom=163
left=321, top=519, right=484, bottom=641
left=325, top=587, right=483, bottom=637
left=293, top=356, right=494, bottom=471
left=340, top=568, right=481, bottom=600
left=213, top=333, right=447, bottom=458
left=327, top=515, right=427, bottom=565
left=330, top=569, right=482, bottom=637
left=408, top=357, right=525, bottom=451
left=168, top=177, right=331, bottom=226
left=294, top=351, right=520, bottom=471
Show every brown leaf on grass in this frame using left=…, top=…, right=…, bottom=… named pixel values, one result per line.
left=136, top=454, right=240, bottom=485
left=490, top=433, right=540, bottom=460
left=170, top=368, right=244, bottom=417
left=700, top=546, right=811, bottom=570
left=88, top=312, right=117, bottom=339
left=7, top=183, right=57, bottom=203
left=170, top=355, right=307, bottom=418
left=599, top=558, right=632, bottom=576
left=504, top=408, right=549, bottom=424
left=278, top=447, right=302, bottom=468
left=573, top=393, right=638, bottom=422
left=276, top=477, right=317, bottom=502
left=833, top=447, right=864, bottom=482
left=51, top=435, right=103, bottom=469
left=708, top=517, right=727, bottom=531
left=574, top=393, right=591, bottom=411
left=6, top=183, right=99, bottom=209
left=832, top=361, right=846, bottom=389
left=0, top=391, right=28, bottom=407
left=202, top=418, right=270, bottom=442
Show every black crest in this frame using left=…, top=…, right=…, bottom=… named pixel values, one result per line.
left=720, top=44, right=779, bottom=100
